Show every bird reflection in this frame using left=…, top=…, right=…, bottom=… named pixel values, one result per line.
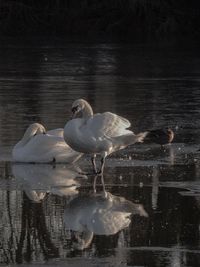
left=23, top=190, right=46, bottom=203
left=93, top=174, right=106, bottom=195
left=12, top=163, right=87, bottom=202
left=64, top=191, right=148, bottom=250
left=10, top=164, right=86, bottom=263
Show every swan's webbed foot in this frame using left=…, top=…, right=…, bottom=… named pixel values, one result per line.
left=101, top=190, right=108, bottom=199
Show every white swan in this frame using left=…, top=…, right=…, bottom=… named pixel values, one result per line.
left=12, top=123, right=82, bottom=163
left=64, top=192, right=148, bottom=250
left=64, top=99, right=147, bottom=174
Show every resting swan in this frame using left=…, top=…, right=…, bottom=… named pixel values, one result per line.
left=145, top=128, right=174, bottom=146
left=64, top=99, right=147, bottom=174
left=12, top=123, right=82, bottom=163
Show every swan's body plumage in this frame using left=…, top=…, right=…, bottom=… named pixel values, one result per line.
left=64, top=99, right=147, bottom=174
left=65, top=112, right=133, bottom=154
left=12, top=123, right=82, bottom=163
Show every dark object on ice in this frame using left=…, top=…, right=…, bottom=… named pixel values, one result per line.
left=145, top=128, right=174, bottom=145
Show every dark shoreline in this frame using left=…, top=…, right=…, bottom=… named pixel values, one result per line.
left=0, top=1, right=200, bottom=42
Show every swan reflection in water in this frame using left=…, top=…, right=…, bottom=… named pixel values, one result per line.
left=12, top=163, right=87, bottom=202
left=64, top=190, right=148, bottom=250
left=8, top=163, right=87, bottom=263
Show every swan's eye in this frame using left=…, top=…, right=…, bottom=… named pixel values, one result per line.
left=72, top=106, right=79, bottom=113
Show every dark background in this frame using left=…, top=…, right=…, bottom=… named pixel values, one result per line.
left=0, top=0, right=200, bottom=42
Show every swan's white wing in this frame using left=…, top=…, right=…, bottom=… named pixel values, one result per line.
left=85, top=112, right=133, bottom=138
left=22, top=134, right=66, bottom=155
left=47, top=128, right=64, bottom=138
left=12, top=134, right=81, bottom=163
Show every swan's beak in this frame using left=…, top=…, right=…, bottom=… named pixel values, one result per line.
left=71, top=106, right=79, bottom=119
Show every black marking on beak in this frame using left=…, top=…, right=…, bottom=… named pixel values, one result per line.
left=71, top=106, right=79, bottom=113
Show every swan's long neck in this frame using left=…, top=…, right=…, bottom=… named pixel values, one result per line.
left=82, top=101, right=93, bottom=119
left=16, top=125, right=40, bottom=148
left=17, top=131, right=32, bottom=147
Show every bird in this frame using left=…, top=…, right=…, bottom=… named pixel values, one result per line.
left=12, top=163, right=87, bottom=201
left=64, top=99, right=147, bottom=175
left=12, top=123, right=82, bottom=163
left=145, top=128, right=174, bottom=146
left=64, top=191, right=148, bottom=250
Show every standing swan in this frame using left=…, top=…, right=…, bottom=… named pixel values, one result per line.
left=12, top=123, right=82, bottom=163
left=64, top=99, right=147, bottom=174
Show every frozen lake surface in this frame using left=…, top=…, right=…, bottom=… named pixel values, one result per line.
left=0, top=42, right=200, bottom=267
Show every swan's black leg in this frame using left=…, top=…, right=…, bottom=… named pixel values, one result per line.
left=93, top=174, right=107, bottom=197
left=79, top=154, right=106, bottom=176
left=97, top=156, right=106, bottom=175
left=91, top=154, right=97, bottom=174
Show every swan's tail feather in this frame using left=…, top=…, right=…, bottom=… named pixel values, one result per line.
left=112, top=131, right=148, bottom=152
left=133, top=204, right=149, bottom=217
left=134, top=131, right=149, bottom=143
left=122, top=131, right=148, bottom=145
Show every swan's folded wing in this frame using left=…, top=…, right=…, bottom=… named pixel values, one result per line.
left=14, top=135, right=70, bottom=162
left=86, top=112, right=132, bottom=138
left=47, top=128, right=64, bottom=138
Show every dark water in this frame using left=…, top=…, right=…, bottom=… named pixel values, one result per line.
left=0, top=42, right=200, bottom=267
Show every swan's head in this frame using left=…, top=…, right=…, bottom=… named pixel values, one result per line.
left=23, top=123, right=46, bottom=139
left=14, top=123, right=47, bottom=149
left=71, top=99, right=93, bottom=119
left=71, top=99, right=86, bottom=117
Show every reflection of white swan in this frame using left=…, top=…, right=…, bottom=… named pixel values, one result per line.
left=64, top=99, right=147, bottom=174
left=23, top=190, right=46, bottom=203
left=64, top=192, right=148, bottom=250
left=12, top=123, right=82, bottom=163
left=12, top=163, right=87, bottom=201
